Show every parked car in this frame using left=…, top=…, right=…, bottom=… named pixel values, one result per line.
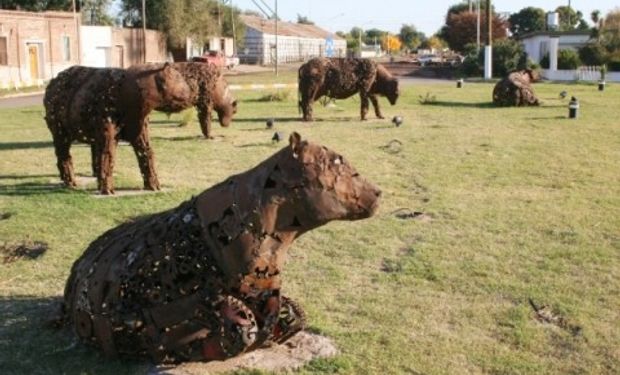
left=190, top=51, right=239, bottom=69
left=417, top=54, right=442, bottom=66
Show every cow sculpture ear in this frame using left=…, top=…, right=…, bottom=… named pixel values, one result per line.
left=289, top=132, right=302, bottom=159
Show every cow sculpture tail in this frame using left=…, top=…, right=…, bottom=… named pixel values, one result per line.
left=297, top=66, right=302, bottom=115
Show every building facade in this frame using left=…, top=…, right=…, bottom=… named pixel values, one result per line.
left=0, top=9, right=79, bottom=88
left=81, top=25, right=167, bottom=68
left=519, top=30, right=590, bottom=64
left=239, top=15, right=346, bottom=65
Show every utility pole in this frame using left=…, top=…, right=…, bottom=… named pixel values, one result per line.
left=484, top=0, right=492, bottom=79
left=476, top=0, right=481, bottom=52
left=142, top=0, right=147, bottom=63
left=275, top=0, right=278, bottom=76
left=468, top=0, right=472, bottom=12
left=73, top=0, right=81, bottom=64
left=231, top=0, right=237, bottom=55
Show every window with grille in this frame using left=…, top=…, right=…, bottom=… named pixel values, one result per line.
left=0, top=37, right=8, bottom=65
left=62, top=35, right=71, bottom=61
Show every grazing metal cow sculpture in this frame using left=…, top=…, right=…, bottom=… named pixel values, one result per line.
left=298, top=57, right=399, bottom=121
left=61, top=132, right=381, bottom=363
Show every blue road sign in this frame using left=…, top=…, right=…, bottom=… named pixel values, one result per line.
left=326, top=35, right=334, bottom=57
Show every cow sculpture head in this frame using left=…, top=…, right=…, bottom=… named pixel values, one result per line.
left=375, top=64, right=400, bottom=105
left=212, top=72, right=237, bottom=128
left=148, top=63, right=192, bottom=113
left=269, top=132, right=382, bottom=230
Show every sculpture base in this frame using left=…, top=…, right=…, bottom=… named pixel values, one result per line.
left=149, top=332, right=338, bottom=374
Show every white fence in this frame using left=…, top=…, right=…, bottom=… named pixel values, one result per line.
left=542, top=66, right=620, bottom=82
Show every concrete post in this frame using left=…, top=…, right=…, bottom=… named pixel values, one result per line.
left=549, top=36, right=559, bottom=71
left=484, top=45, right=492, bottom=79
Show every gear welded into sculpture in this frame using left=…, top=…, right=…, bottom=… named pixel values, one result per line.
left=492, top=69, right=541, bottom=107
left=61, top=132, right=381, bottom=363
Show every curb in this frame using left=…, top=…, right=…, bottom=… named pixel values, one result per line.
left=0, top=90, right=45, bottom=99
left=229, top=83, right=297, bottom=91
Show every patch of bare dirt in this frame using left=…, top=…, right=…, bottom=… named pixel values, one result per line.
left=392, top=208, right=433, bottom=223
left=150, top=331, right=337, bottom=375
left=1, top=240, right=48, bottom=264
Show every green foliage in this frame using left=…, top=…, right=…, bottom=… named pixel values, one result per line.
left=557, top=49, right=582, bottom=69
left=555, top=6, right=588, bottom=31
left=607, top=52, right=620, bottom=71
left=0, top=0, right=71, bottom=11
left=509, top=7, right=546, bottom=37
left=81, top=0, right=114, bottom=26
left=418, top=92, right=437, bottom=104
left=459, top=40, right=528, bottom=77
left=399, top=24, right=425, bottom=51
left=440, top=11, right=509, bottom=53
left=578, top=43, right=608, bottom=66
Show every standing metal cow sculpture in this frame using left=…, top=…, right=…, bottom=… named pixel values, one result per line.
left=61, top=132, right=381, bottom=363
left=298, top=57, right=400, bottom=121
left=45, top=62, right=237, bottom=195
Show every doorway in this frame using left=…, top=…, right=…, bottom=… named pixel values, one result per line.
left=27, top=43, right=42, bottom=80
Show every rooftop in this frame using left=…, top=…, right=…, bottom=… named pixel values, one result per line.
left=240, top=15, right=343, bottom=40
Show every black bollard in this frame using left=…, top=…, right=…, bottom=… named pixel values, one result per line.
left=598, top=81, right=606, bottom=91
left=392, top=116, right=403, bottom=127
left=456, top=78, right=463, bottom=88
left=266, top=118, right=274, bottom=129
left=568, top=97, right=579, bottom=119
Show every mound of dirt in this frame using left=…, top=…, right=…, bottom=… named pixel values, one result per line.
left=150, top=331, right=337, bottom=375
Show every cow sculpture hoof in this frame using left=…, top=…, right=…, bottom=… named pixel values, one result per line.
left=61, top=132, right=381, bottom=363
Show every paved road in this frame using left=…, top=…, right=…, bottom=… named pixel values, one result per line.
left=0, top=93, right=44, bottom=109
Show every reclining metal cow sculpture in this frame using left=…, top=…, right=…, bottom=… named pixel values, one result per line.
left=298, top=57, right=399, bottom=121
left=492, top=69, right=541, bottom=107
left=44, top=64, right=192, bottom=195
left=130, top=62, right=238, bottom=139
left=61, top=132, right=381, bottom=363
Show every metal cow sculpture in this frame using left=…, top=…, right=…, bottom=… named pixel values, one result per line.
left=61, top=132, right=381, bottom=363
left=44, top=64, right=192, bottom=195
left=130, top=62, right=238, bottom=139
left=298, top=57, right=399, bottom=121
left=492, top=69, right=541, bottom=107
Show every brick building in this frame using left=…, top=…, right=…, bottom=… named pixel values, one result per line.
left=0, top=9, right=80, bottom=88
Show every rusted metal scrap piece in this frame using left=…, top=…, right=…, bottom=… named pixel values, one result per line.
left=62, top=132, right=381, bottom=363
left=492, top=69, right=541, bottom=107
left=298, top=57, right=400, bottom=121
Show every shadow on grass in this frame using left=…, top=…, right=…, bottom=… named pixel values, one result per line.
left=151, top=135, right=204, bottom=142
left=0, top=173, right=57, bottom=180
left=0, top=181, right=75, bottom=197
left=0, top=141, right=53, bottom=151
left=234, top=116, right=302, bottom=124
left=0, top=295, right=148, bottom=374
left=525, top=116, right=567, bottom=120
left=421, top=101, right=495, bottom=108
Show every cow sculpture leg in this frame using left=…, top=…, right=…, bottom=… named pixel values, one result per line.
left=94, top=121, right=119, bottom=195
left=131, top=124, right=160, bottom=191
left=369, top=95, right=384, bottom=119
left=360, top=92, right=371, bottom=120
left=197, top=104, right=213, bottom=139
left=52, top=130, right=77, bottom=188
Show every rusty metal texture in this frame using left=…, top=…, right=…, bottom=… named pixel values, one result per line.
left=298, top=57, right=400, bottom=121
left=44, top=64, right=192, bottom=194
left=62, top=132, right=381, bottom=363
left=492, top=69, right=541, bottom=107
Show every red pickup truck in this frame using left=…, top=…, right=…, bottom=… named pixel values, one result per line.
left=190, top=51, right=239, bottom=70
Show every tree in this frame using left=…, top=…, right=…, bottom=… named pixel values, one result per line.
left=440, top=11, right=508, bottom=53
left=382, top=35, right=402, bottom=52
left=508, top=7, right=545, bottom=37
left=556, top=6, right=589, bottom=31
left=81, top=0, right=114, bottom=26
left=399, top=24, right=425, bottom=51
left=579, top=43, right=608, bottom=65
left=445, top=1, right=491, bottom=19
left=601, top=9, right=620, bottom=53
left=364, top=28, right=386, bottom=46
left=0, top=0, right=71, bottom=11
left=420, top=35, right=447, bottom=51
left=296, top=14, right=314, bottom=25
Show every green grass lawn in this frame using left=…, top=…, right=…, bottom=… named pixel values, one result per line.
left=0, top=78, right=618, bottom=375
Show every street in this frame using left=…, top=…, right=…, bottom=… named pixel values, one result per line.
left=0, top=93, right=44, bottom=109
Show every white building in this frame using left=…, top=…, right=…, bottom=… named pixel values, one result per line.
left=519, top=30, right=590, bottom=64
left=239, top=15, right=346, bottom=65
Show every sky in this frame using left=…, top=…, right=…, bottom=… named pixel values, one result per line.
left=229, top=0, right=620, bottom=35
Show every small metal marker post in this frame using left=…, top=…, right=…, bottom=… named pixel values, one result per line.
left=598, top=80, right=606, bottom=91
left=568, top=97, right=579, bottom=119
left=457, top=78, right=463, bottom=88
